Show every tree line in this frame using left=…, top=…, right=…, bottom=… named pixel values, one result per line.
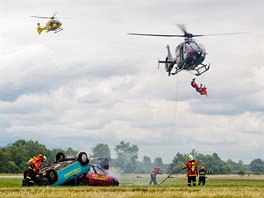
left=0, top=139, right=263, bottom=174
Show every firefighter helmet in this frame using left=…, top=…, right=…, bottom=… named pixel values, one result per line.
left=188, top=154, right=193, bottom=161
left=43, top=156, right=47, bottom=162
left=39, top=154, right=47, bottom=162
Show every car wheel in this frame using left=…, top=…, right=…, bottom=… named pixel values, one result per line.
left=77, top=152, right=89, bottom=166
left=46, top=169, right=58, bottom=184
left=56, top=152, right=65, bottom=162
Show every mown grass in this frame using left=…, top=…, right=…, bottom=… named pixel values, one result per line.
left=0, top=175, right=263, bottom=198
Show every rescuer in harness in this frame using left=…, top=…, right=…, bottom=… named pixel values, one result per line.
left=22, top=154, right=49, bottom=186
left=198, top=84, right=207, bottom=95
left=149, top=166, right=161, bottom=185
left=191, top=78, right=208, bottom=95
left=183, top=154, right=198, bottom=186
left=198, top=166, right=213, bottom=186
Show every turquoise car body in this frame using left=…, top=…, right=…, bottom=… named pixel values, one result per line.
left=50, top=161, right=90, bottom=186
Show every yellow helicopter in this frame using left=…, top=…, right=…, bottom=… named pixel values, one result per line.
left=31, top=13, right=63, bottom=35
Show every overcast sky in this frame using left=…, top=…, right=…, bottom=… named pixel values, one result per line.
left=1, top=0, right=263, bottom=164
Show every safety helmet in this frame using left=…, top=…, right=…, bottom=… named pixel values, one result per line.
left=188, top=154, right=193, bottom=161
left=39, top=154, right=46, bottom=162
left=43, top=156, right=47, bottom=162
left=157, top=166, right=160, bottom=170
left=201, top=166, right=205, bottom=170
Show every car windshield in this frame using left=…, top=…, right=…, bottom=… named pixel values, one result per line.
left=92, top=165, right=106, bottom=175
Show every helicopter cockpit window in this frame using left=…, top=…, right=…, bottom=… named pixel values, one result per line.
left=183, top=44, right=186, bottom=53
left=175, top=45, right=180, bottom=53
left=196, top=43, right=206, bottom=55
left=49, top=20, right=55, bottom=26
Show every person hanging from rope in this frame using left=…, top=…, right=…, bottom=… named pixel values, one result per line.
left=198, top=84, right=208, bottom=95
left=183, top=154, right=198, bottom=186
left=191, top=78, right=199, bottom=90
left=149, top=166, right=161, bottom=185
left=198, top=166, right=213, bottom=186
left=191, top=79, right=208, bottom=95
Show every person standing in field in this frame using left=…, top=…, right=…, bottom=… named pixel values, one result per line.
left=183, top=154, right=198, bottom=186
left=149, top=166, right=161, bottom=185
left=198, top=166, right=212, bottom=186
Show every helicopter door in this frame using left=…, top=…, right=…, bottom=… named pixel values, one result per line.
left=179, top=45, right=184, bottom=68
left=180, top=46, right=183, bottom=61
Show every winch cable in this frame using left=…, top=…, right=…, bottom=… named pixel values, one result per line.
left=159, top=76, right=182, bottom=186
left=201, top=72, right=205, bottom=86
left=166, top=74, right=179, bottom=148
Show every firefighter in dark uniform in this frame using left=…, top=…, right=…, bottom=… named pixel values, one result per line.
left=198, top=166, right=212, bottom=186
left=149, top=166, right=161, bottom=185
left=183, top=154, right=198, bottom=186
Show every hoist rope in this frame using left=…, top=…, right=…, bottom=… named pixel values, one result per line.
left=166, top=75, right=179, bottom=148
left=201, top=72, right=205, bottom=85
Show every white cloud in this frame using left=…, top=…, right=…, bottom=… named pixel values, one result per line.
left=1, top=0, right=263, bottom=164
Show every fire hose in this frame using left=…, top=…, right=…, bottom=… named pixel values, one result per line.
left=158, top=168, right=184, bottom=186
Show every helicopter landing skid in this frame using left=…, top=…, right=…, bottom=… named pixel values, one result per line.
left=193, top=63, right=210, bottom=76
left=54, top=28, right=63, bottom=33
left=170, top=68, right=184, bottom=76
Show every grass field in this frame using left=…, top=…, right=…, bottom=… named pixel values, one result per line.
left=0, top=174, right=263, bottom=197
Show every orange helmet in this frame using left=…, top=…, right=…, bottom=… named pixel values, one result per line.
left=201, top=166, right=205, bottom=170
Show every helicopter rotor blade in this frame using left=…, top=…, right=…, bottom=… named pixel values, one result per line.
left=128, top=33, right=184, bottom=37
left=51, top=12, right=57, bottom=19
left=128, top=22, right=247, bottom=39
left=198, top=32, right=248, bottom=36
left=31, top=12, right=58, bottom=19
left=31, top=16, right=52, bottom=19
left=177, top=24, right=196, bottom=38
left=177, top=24, right=188, bottom=35
left=191, top=34, right=205, bottom=37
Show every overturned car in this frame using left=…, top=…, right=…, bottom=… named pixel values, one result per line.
left=22, top=152, right=90, bottom=186
left=85, top=164, right=119, bottom=186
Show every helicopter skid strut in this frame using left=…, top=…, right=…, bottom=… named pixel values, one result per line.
left=193, top=63, right=210, bottom=76
left=169, top=63, right=210, bottom=76
left=54, top=28, right=63, bottom=33
left=170, top=68, right=184, bottom=76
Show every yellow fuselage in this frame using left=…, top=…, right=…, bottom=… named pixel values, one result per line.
left=37, top=19, right=62, bottom=34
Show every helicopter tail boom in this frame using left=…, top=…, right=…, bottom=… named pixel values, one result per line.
left=159, top=45, right=175, bottom=76
left=37, top=23, right=44, bottom=35
left=166, top=45, right=173, bottom=61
